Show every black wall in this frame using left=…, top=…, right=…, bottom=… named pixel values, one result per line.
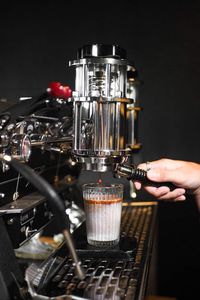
left=1, top=0, right=200, bottom=163
left=0, top=1, right=199, bottom=299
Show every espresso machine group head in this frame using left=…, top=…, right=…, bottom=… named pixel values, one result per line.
left=69, top=44, right=136, bottom=173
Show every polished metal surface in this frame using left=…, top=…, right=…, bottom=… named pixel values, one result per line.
left=69, top=59, right=128, bottom=98
left=75, top=155, right=127, bottom=172
left=73, top=98, right=131, bottom=156
left=69, top=44, right=136, bottom=172
left=76, top=44, right=127, bottom=59
left=126, top=68, right=140, bottom=148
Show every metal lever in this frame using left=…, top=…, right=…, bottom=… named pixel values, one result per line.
left=116, top=164, right=175, bottom=191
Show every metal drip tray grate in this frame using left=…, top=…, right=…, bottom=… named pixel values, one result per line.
left=26, top=202, right=157, bottom=300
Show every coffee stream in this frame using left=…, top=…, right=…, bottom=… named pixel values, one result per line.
left=98, top=173, right=103, bottom=185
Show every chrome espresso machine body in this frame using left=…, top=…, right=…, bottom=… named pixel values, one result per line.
left=69, top=44, right=139, bottom=173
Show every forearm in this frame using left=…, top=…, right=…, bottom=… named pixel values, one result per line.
left=193, top=186, right=200, bottom=211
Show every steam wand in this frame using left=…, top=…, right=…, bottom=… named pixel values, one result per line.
left=116, top=164, right=175, bottom=190
left=1, top=155, right=85, bottom=280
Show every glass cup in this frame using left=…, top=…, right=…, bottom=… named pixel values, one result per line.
left=83, top=183, right=123, bottom=247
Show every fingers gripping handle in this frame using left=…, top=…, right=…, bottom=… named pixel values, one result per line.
left=116, top=164, right=175, bottom=191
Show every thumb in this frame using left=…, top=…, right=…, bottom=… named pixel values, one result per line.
left=147, top=168, right=180, bottom=184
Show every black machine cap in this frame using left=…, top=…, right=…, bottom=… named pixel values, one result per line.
left=77, top=44, right=127, bottom=59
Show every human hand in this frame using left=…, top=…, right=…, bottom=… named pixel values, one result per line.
left=134, top=158, right=200, bottom=201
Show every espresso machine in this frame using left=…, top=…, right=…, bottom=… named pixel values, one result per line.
left=23, top=44, right=157, bottom=300
left=0, top=44, right=159, bottom=300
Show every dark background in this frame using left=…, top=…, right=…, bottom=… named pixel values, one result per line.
left=1, top=0, right=200, bottom=162
left=0, top=1, right=199, bottom=299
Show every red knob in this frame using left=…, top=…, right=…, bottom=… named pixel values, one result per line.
left=62, top=85, right=72, bottom=98
left=47, top=82, right=72, bottom=99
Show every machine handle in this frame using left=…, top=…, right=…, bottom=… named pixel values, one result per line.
left=116, top=164, right=175, bottom=191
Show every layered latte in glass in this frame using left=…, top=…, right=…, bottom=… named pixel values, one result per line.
left=83, top=183, right=123, bottom=247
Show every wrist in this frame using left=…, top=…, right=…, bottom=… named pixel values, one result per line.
left=193, top=185, right=200, bottom=199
